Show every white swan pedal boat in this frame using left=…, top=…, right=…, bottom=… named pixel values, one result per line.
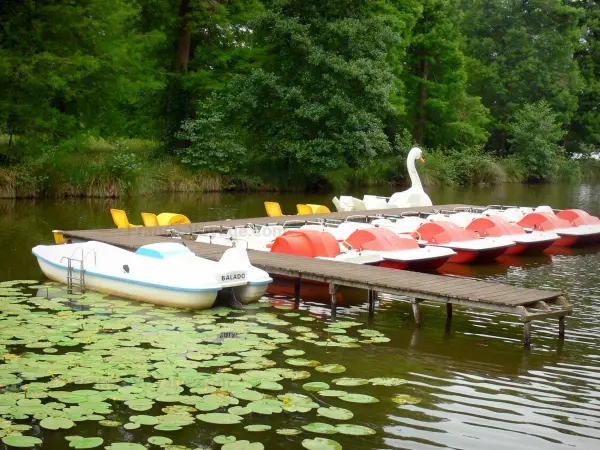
left=32, top=241, right=272, bottom=309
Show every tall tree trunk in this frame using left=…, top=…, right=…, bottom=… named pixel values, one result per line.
left=175, top=0, right=192, bottom=73
left=416, top=53, right=428, bottom=145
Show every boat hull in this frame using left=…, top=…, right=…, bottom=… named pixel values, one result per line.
left=36, top=257, right=219, bottom=309
left=378, top=255, right=450, bottom=272
left=234, top=283, right=270, bottom=304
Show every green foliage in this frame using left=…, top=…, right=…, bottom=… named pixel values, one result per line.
left=508, top=101, right=565, bottom=182
left=0, top=0, right=165, bottom=141
left=177, top=97, right=247, bottom=174
left=222, top=0, right=399, bottom=179
left=403, top=0, right=490, bottom=148
left=462, top=0, right=582, bottom=153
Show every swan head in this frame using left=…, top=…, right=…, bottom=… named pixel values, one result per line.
left=408, top=147, right=425, bottom=164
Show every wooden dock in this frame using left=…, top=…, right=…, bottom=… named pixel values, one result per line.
left=62, top=204, right=572, bottom=346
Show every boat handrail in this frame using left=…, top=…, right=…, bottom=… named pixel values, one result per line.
left=83, top=249, right=97, bottom=267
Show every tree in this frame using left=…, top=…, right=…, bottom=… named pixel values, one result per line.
left=402, top=0, right=489, bottom=149
left=217, top=0, right=400, bottom=183
left=508, top=101, right=564, bottom=181
left=569, top=0, right=600, bottom=154
left=0, top=0, right=162, bottom=147
left=462, top=0, right=582, bottom=153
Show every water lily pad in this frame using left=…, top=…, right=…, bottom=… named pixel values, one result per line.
left=230, top=389, right=263, bottom=401
left=301, top=438, right=342, bottom=450
left=332, top=378, right=369, bottom=387
left=196, top=413, right=243, bottom=424
left=335, top=424, right=376, bottom=436
left=246, top=399, right=282, bottom=415
left=285, top=358, right=321, bottom=367
left=68, top=437, right=104, bottom=448
left=148, top=436, right=173, bottom=446
left=315, top=364, right=345, bottom=374
left=317, top=390, right=347, bottom=397
left=40, top=416, right=76, bottom=430
left=99, top=420, right=122, bottom=427
left=214, top=435, right=236, bottom=444
left=222, top=441, right=264, bottom=450
left=391, top=394, right=421, bottom=405
left=105, top=444, right=147, bottom=450
left=317, top=407, right=353, bottom=420
left=2, top=436, right=43, bottom=448
left=338, top=393, right=378, bottom=404
left=244, top=424, right=271, bottom=432
left=276, top=428, right=302, bottom=435
left=124, top=423, right=140, bottom=430
left=369, top=377, right=407, bottom=387
left=131, top=415, right=159, bottom=426
left=255, top=381, right=283, bottom=391
left=283, top=349, right=305, bottom=356
left=302, top=382, right=330, bottom=392
left=302, top=422, right=338, bottom=434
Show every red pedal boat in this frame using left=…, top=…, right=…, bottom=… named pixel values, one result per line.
left=416, top=221, right=515, bottom=263
left=343, top=228, right=455, bottom=271
left=466, top=216, right=559, bottom=255
left=518, top=212, right=600, bottom=247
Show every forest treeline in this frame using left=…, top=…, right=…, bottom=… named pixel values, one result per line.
left=1, top=0, right=599, bottom=196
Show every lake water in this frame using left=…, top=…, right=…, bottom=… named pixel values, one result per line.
left=1, top=183, right=600, bottom=450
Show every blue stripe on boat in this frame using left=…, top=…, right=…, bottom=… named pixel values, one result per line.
left=32, top=250, right=221, bottom=293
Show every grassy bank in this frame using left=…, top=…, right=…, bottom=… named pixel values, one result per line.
left=332, top=147, right=600, bottom=191
left=1, top=138, right=599, bottom=198
left=0, top=138, right=221, bottom=198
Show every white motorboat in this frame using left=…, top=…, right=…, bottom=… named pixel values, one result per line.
left=32, top=241, right=272, bottom=308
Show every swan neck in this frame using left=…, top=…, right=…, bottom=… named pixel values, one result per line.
left=407, top=154, right=423, bottom=190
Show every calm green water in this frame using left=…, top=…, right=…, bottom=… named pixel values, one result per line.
left=1, top=183, right=600, bottom=450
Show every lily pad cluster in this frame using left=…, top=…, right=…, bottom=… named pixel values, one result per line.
left=0, top=281, right=420, bottom=449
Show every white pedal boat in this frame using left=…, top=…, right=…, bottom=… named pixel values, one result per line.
left=32, top=241, right=272, bottom=309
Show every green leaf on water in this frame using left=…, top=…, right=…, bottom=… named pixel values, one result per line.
left=148, top=436, right=173, bottom=446
left=338, top=393, right=379, bottom=404
left=369, top=377, right=407, bottom=387
left=244, top=424, right=271, bottom=432
left=332, top=378, right=369, bottom=387
left=222, top=440, right=264, bottom=450
left=285, top=358, right=321, bottom=367
left=301, top=423, right=338, bottom=434
left=315, top=364, right=345, bottom=374
left=2, top=436, right=43, bottom=448
left=317, top=390, right=347, bottom=397
left=302, top=382, right=330, bottom=392
left=301, top=438, right=342, bottom=450
left=99, top=420, right=122, bottom=427
left=68, top=437, right=104, bottom=449
left=335, top=424, right=376, bottom=436
left=213, top=435, right=236, bottom=444
left=196, top=413, right=243, bottom=424
left=276, top=428, right=301, bottom=435
left=283, top=349, right=305, bottom=356
left=317, top=407, right=353, bottom=420
left=40, top=416, right=76, bottom=430
left=391, top=394, right=421, bottom=405
left=104, top=444, right=147, bottom=450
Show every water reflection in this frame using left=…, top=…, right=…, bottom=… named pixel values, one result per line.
left=1, top=183, right=600, bottom=449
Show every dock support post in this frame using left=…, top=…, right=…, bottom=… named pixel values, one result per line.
left=294, top=279, right=301, bottom=307
left=523, top=322, right=532, bottom=348
left=446, top=303, right=453, bottom=319
left=559, top=316, right=565, bottom=339
left=411, top=299, right=421, bottom=328
left=329, top=283, right=338, bottom=318
left=368, top=290, right=377, bottom=315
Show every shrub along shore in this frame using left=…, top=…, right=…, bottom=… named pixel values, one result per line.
left=1, top=138, right=598, bottom=199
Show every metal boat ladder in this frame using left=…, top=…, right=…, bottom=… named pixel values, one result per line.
left=60, top=248, right=95, bottom=293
